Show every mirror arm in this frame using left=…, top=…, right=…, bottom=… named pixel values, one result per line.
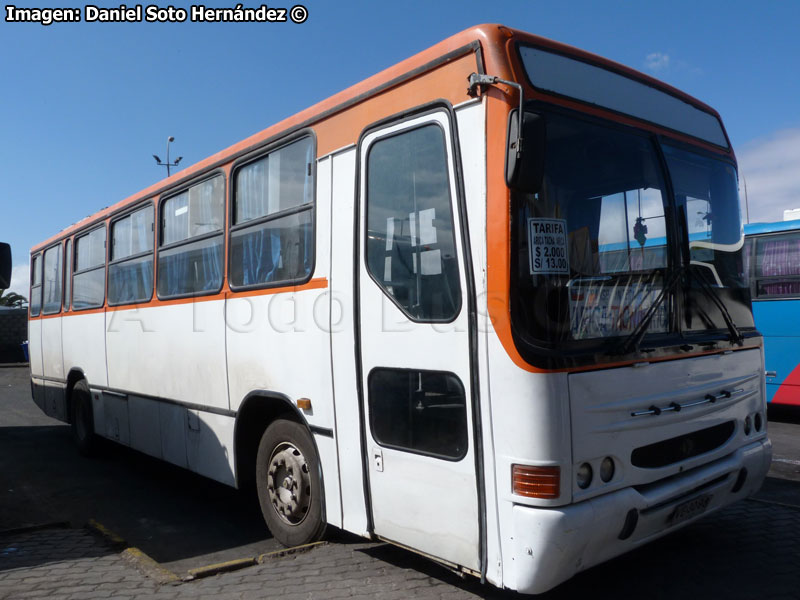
left=468, top=73, right=525, bottom=156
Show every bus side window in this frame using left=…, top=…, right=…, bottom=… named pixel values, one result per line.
left=741, top=237, right=752, bottom=283
left=229, top=136, right=314, bottom=289
left=109, top=205, right=154, bottom=305
left=754, top=232, right=800, bottom=298
left=73, top=227, right=107, bottom=310
left=42, top=245, right=63, bottom=315
left=368, top=368, right=467, bottom=460
left=30, top=254, right=42, bottom=317
left=365, top=123, right=461, bottom=322
left=158, top=176, right=225, bottom=298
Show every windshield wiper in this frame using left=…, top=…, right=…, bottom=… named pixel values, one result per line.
left=675, top=204, right=743, bottom=346
left=613, top=266, right=683, bottom=356
left=687, top=264, right=744, bottom=345
left=611, top=261, right=744, bottom=356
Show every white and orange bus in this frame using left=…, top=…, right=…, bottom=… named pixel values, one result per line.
left=28, top=25, right=771, bottom=594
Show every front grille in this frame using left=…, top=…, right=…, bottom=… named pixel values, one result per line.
left=631, top=421, right=735, bottom=468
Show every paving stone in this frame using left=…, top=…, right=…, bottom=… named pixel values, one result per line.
left=1, top=496, right=799, bottom=599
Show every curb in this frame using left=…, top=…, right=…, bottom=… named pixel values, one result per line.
left=122, top=547, right=181, bottom=585
left=85, top=519, right=326, bottom=583
left=183, top=541, right=328, bottom=581
left=85, top=519, right=180, bottom=584
left=257, top=540, right=327, bottom=563
left=186, top=557, right=257, bottom=580
left=85, top=519, right=126, bottom=548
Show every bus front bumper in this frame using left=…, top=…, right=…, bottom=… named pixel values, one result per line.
left=509, top=438, right=771, bottom=595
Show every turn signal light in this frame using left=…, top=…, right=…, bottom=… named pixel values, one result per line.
left=512, top=464, right=560, bottom=499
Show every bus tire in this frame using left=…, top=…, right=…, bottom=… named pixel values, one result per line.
left=256, top=419, right=326, bottom=547
left=71, top=380, right=99, bottom=457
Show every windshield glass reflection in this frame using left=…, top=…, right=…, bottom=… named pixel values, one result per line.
left=510, top=112, right=753, bottom=357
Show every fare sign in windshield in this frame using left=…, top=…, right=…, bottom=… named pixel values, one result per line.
left=528, top=218, right=569, bottom=275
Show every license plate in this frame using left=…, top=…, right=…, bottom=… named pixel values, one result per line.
left=668, top=494, right=712, bottom=526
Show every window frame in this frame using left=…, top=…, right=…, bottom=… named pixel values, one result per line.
left=228, top=130, right=317, bottom=293
left=108, top=200, right=155, bottom=307
left=72, top=224, right=107, bottom=312
left=156, top=171, right=227, bottom=301
left=750, top=230, right=800, bottom=300
left=361, top=112, right=463, bottom=324
left=64, top=238, right=72, bottom=312
left=29, top=253, right=42, bottom=317
left=41, top=243, right=63, bottom=315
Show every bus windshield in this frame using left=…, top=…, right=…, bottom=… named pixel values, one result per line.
left=662, top=143, right=753, bottom=336
left=510, top=111, right=752, bottom=354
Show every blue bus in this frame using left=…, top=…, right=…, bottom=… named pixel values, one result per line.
left=744, top=219, right=800, bottom=405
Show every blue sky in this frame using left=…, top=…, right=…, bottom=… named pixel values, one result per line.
left=3, top=0, right=799, bottom=294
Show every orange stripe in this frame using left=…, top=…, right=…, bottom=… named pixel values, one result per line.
left=103, top=277, right=328, bottom=312
left=226, top=277, right=328, bottom=300
left=313, top=52, right=478, bottom=156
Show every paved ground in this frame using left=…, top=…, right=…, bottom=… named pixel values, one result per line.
left=3, top=365, right=800, bottom=599
left=0, top=366, right=282, bottom=574
left=2, top=497, right=800, bottom=600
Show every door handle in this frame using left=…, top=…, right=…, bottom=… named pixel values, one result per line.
left=373, top=447, right=384, bottom=472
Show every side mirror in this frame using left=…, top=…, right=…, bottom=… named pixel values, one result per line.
left=506, top=111, right=546, bottom=194
left=0, top=243, right=10, bottom=289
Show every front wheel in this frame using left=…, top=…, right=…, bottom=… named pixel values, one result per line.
left=71, top=380, right=99, bottom=456
left=256, top=419, right=326, bottom=547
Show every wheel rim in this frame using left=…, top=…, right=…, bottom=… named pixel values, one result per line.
left=267, top=442, right=311, bottom=526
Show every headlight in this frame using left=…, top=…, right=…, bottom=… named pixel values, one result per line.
left=600, top=457, right=615, bottom=482
left=577, top=462, right=593, bottom=489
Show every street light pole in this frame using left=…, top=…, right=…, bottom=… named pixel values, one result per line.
left=152, top=136, right=183, bottom=177
left=166, top=136, right=173, bottom=177
left=743, top=175, right=750, bottom=224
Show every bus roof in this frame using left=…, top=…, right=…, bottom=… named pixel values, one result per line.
left=745, top=219, right=800, bottom=236
left=31, top=23, right=728, bottom=254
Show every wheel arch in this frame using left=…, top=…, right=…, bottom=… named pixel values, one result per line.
left=64, top=368, right=87, bottom=424
left=233, top=390, right=326, bottom=519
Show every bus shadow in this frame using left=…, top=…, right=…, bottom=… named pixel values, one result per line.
left=0, top=526, right=116, bottom=574
left=358, top=497, right=800, bottom=599
left=768, top=403, right=800, bottom=425
left=0, top=423, right=280, bottom=574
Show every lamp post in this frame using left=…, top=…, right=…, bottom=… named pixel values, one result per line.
left=152, top=136, right=183, bottom=177
left=742, top=175, right=750, bottom=224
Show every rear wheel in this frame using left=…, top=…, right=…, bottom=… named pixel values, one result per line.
left=256, top=419, right=326, bottom=547
left=71, top=380, right=98, bottom=456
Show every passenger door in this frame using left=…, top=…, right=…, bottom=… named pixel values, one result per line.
left=357, top=109, right=479, bottom=570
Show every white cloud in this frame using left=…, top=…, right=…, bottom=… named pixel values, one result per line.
left=737, top=128, right=800, bottom=223
left=6, top=264, right=29, bottom=298
left=644, top=52, right=670, bottom=73
left=643, top=53, right=703, bottom=77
